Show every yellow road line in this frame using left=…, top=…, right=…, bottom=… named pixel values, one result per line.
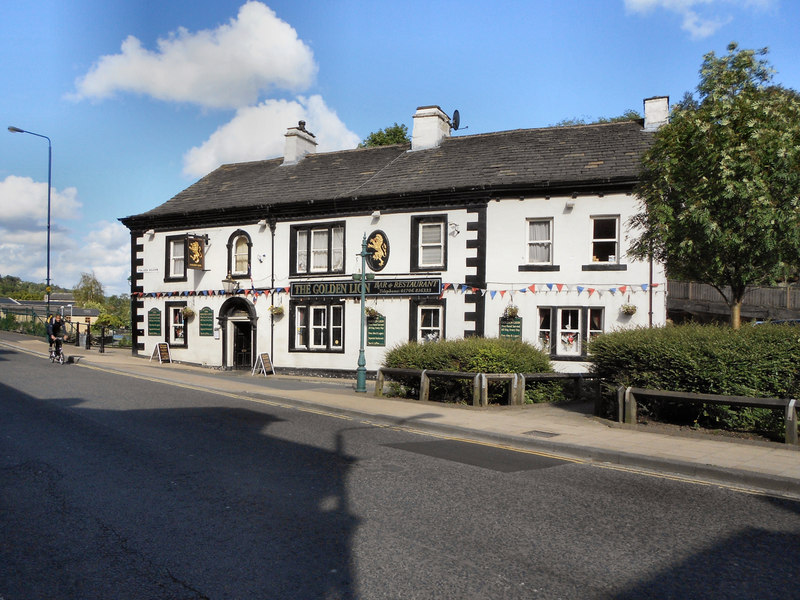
left=66, top=356, right=798, bottom=500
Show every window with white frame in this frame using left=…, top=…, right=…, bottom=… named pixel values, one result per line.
left=166, top=302, right=187, bottom=347
left=419, top=305, right=442, bottom=342
left=527, top=219, right=553, bottom=264
left=233, top=235, right=249, bottom=275
left=292, top=223, right=345, bottom=275
left=538, top=307, right=552, bottom=350
left=588, top=308, right=604, bottom=342
left=291, top=302, right=344, bottom=352
left=558, top=308, right=581, bottom=355
left=411, top=215, right=447, bottom=271
left=591, top=216, right=619, bottom=263
left=165, top=236, right=186, bottom=281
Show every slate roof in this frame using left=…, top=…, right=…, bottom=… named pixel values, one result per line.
left=122, top=120, right=653, bottom=226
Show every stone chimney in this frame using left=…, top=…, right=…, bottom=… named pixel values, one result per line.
left=643, top=96, right=669, bottom=131
left=283, top=120, right=317, bottom=165
left=410, top=105, right=451, bottom=151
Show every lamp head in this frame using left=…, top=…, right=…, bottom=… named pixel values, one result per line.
left=8, top=126, right=25, bottom=133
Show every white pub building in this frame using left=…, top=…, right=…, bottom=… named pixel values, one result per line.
left=120, top=99, right=669, bottom=375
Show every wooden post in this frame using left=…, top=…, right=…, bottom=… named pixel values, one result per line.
left=420, top=369, right=430, bottom=402
left=374, top=369, right=385, bottom=397
left=787, top=399, right=798, bottom=445
left=472, top=374, right=481, bottom=406
left=623, top=386, right=637, bottom=424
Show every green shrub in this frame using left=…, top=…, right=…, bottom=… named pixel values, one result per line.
left=383, top=337, right=563, bottom=404
left=589, top=324, right=800, bottom=439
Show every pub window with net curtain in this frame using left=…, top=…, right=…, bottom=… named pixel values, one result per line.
left=292, top=223, right=345, bottom=275
left=527, top=219, right=552, bottom=264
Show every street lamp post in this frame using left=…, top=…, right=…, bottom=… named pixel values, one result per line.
left=8, top=126, right=52, bottom=316
left=353, top=234, right=374, bottom=393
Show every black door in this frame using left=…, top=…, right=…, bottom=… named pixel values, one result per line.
left=232, top=321, right=252, bottom=369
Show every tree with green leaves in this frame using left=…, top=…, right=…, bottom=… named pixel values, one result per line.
left=358, top=123, right=409, bottom=148
left=552, top=110, right=641, bottom=127
left=629, top=43, right=800, bottom=329
left=73, top=271, right=105, bottom=306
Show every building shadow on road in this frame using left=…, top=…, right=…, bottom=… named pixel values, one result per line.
left=0, top=380, right=360, bottom=599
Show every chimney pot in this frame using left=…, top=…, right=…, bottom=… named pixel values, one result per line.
left=283, top=123, right=317, bottom=165
left=410, top=105, right=452, bottom=151
left=644, top=96, right=669, bottom=131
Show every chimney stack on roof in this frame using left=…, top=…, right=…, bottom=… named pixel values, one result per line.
left=283, top=121, right=317, bottom=165
left=643, top=96, right=669, bottom=132
left=410, top=105, right=452, bottom=151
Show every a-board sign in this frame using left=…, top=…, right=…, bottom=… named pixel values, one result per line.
left=499, top=317, right=522, bottom=340
left=150, top=342, right=171, bottom=363
left=148, top=308, right=161, bottom=336
left=199, top=307, right=214, bottom=336
left=252, top=352, right=274, bottom=376
left=367, top=315, right=386, bottom=346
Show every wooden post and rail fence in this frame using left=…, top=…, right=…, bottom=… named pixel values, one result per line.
left=372, top=367, right=799, bottom=445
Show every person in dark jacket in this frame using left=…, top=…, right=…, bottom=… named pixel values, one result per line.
left=46, top=314, right=54, bottom=354
left=50, top=314, right=67, bottom=356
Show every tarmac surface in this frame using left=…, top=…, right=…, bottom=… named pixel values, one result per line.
left=2, top=331, right=798, bottom=500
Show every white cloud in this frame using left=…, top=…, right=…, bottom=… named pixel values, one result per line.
left=70, top=1, right=317, bottom=109
left=66, top=221, right=132, bottom=296
left=0, top=176, right=130, bottom=294
left=182, top=95, right=361, bottom=178
left=0, top=175, right=81, bottom=228
left=0, top=175, right=83, bottom=285
left=623, top=0, right=773, bottom=39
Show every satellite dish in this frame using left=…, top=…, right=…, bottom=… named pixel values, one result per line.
left=452, top=109, right=460, bottom=131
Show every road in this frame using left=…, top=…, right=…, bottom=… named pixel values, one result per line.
left=1, top=346, right=799, bottom=599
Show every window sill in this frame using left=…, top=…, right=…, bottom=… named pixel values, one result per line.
left=581, top=263, right=627, bottom=271
left=518, top=264, right=560, bottom=272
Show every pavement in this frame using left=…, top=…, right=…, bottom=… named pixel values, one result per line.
left=2, top=332, right=799, bottom=500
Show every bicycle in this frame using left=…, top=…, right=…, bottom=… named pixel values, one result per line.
left=50, top=336, right=65, bottom=365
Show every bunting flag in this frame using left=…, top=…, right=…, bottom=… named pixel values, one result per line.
left=138, top=279, right=665, bottom=303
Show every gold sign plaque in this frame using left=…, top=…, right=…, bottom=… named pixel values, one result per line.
left=366, top=230, right=389, bottom=272
left=187, top=237, right=205, bottom=270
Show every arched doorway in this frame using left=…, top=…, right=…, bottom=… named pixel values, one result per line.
left=218, top=297, right=258, bottom=370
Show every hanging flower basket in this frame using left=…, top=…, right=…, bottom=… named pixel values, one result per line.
left=365, top=307, right=381, bottom=319
left=181, top=306, right=195, bottom=320
left=621, top=303, right=637, bottom=316
left=269, top=305, right=284, bottom=317
left=502, top=304, right=519, bottom=320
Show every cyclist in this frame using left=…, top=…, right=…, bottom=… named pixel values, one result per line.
left=46, top=314, right=55, bottom=357
left=50, top=314, right=67, bottom=362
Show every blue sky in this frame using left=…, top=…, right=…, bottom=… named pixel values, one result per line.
left=2, top=0, right=798, bottom=296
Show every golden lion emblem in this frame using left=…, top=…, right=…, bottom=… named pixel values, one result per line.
left=188, top=240, right=203, bottom=264
left=367, top=233, right=387, bottom=267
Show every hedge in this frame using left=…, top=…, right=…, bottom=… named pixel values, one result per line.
left=589, top=323, right=800, bottom=439
left=382, top=337, right=563, bottom=404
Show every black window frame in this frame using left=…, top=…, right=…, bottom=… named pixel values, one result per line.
left=289, top=221, right=346, bottom=276
left=165, top=300, right=188, bottom=348
left=411, top=214, right=448, bottom=272
left=288, top=299, right=346, bottom=353
left=227, top=229, right=253, bottom=280
left=164, top=235, right=187, bottom=282
left=409, top=298, right=446, bottom=342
